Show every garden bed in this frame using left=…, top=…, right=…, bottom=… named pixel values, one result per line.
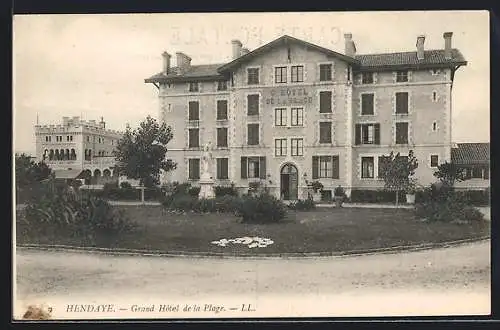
left=16, top=205, right=490, bottom=255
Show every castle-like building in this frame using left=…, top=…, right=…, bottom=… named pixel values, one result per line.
left=145, top=32, right=467, bottom=200
left=34, top=116, right=122, bottom=185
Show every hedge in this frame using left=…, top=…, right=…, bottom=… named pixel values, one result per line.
left=349, top=189, right=407, bottom=204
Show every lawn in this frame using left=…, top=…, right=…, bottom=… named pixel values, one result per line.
left=16, top=205, right=490, bottom=255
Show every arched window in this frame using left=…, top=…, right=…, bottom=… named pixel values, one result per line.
left=65, top=149, right=70, bottom=160
left=49, top=149, right=54, bottom=160
left=94, top=169, right=101, bottom=178
left=43, top=149, right=49, bottom=160
left=70, top=149, right=76, bottom=160
left=55, top=149, right=60, bottom=160
left=60, top=149, right=65, bottom=160
left=83, top=169, right=92, bottom=185
left=103, top=169, right=111, bottom=177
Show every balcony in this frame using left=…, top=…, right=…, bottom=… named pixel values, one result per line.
left=84, top=156, right=116, bottom=168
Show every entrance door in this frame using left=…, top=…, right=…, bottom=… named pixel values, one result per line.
left=280, top=163, right=298, bottom=200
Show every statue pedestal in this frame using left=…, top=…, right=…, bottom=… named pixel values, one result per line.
left=199, top=172, right=215, bottom=199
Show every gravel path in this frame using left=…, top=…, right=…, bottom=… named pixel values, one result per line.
left=14, top=240, right=490, bottom=318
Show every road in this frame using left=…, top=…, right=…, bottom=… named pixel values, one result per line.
left=14, top=241, right=491, bottom=319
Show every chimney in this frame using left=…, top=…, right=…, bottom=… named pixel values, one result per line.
left=240, top=47, right=250, bottom=56
left=443, top=32, right=453, bottom=59
left=344, top=33, right=356, bottom=57
left=99, top=116, right=106, bottom=129
left=416, top=35, right=425, bottom=60
left=62, top=116, right=70, bottom=126
left=162, top=51, right=171, bottom=75
left=231, top=39, right=242, bottom=60
left=175, top=52, right=192, bottom=74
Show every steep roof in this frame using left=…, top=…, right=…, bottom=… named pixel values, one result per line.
left=451, top=143, right=490, bottom=166
left=355, top=49, right=467, bottom=71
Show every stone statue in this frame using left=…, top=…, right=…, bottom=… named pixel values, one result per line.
left=201, top=141, right=213, bottom=175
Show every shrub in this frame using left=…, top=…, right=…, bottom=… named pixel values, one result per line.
left=193, top=198, right=217, bottom=213
left=350, top=189, right=407, bottom=204
left=166, top=195, right=198, bottom=212
left=214, top=195, right=241, bottom=213
left=214, top=184, right=238, bottom=197
left=414, top=189, right=485, bottom=223
left=188, top=186, right=201, bottom=198
left=23, top=190, right=135, bottom=245
left=236, top=193, right=287, bottom=224
left=288, top=199, right=315, bottom=211
left=334, top=186, right=346, bottom=197
left=120, top=181, right=133, bottom=189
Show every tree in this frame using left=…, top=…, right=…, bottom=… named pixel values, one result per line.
left=113, top=116, right=177, bottom=189
left=433, top=161, right=466, bottom=187
left=380, top=150, right=419, bottom=206
left=15, top=153, right=52, bottom=188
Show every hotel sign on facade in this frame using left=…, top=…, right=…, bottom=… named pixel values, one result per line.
left=265, top=87, right=313, bottom=106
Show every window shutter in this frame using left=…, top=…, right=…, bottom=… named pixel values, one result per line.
left=241, top=157, right=247, bottom=179
left=332, top=156, right=339, bottom=179
left=312, top=156, right=319, bottom=179
left=374, top=123, right=381, bottom=145
left=195, top=159, right=200, bottom=179
left=355, top=124, right=361, bottom=145
left=216, top=159, right=221, bottom=179
left=259, top=156, right=266, bottom=179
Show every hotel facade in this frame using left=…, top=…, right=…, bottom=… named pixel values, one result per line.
left=145, top=33, right=467, bottom=200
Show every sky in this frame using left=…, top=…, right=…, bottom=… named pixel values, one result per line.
left=13, top=11, right=490, bottom=155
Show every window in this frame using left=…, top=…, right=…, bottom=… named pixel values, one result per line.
left=188, top=101, right=200, bottom=120
left=319, top=122, right=332, bottom=144
left=291, top=65, right=304, bottom=82
left=45, top=136, right=51, bottom=142
left=395, top=92, right=409, bottom=114
left=247, top=123, right=259, bottom=145
left=396, top=70, right=408, bottom=82
left=431, top=69, right=441, bottom=75
left=56, top=136, right=62, bottom=142
left=395, top=122, right=409, bottom=144
left=362, top=72, right=374, bottom=84
left=216, top=158, right=229, bottom=179
left=361, top=157, right=375, bottom=178
left=189, top=82, right=199, bottom=92
left=241, top=156, right=266, bottom=179
left=217, top=80, right=228, bottom=91
left=188, top=159, right=200, bottom=180
left=432, top=121, right=437, bottom=131
left=216, top=100, right=228, bottom=120
left=312, top=155, right=339, bottom=179
left=247, top=68, right=259, bottom=85
left=291, top=138, right=304, bottom=156
left=216, top=128, right=228, bottom=148
left=319, top=64, right=332, bottom=81
left=275, top=139, right=287, bottom=156
left=275, top=66, right=287, bottom=83
left=247, top=94, right=259, bottom=116
left=188, top=128, right=199, bottom=148
left=275, top=108, right=287, bottom=126
left=361, top=94, right=374, bottom=115
left=355, top=123, right=380, bottom=145
left=86, top=136, right=90, bottom=142
left=291, top=107, right=303, bottom=126
left=319, top=91, right=332, bottom=113
left=430, top=155, right=439, bottom=167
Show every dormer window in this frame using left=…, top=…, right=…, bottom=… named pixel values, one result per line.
left=189, top=82, right=199, bottom=92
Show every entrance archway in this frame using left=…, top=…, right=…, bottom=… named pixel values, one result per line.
left=280, top=163, right=298, bottom=200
